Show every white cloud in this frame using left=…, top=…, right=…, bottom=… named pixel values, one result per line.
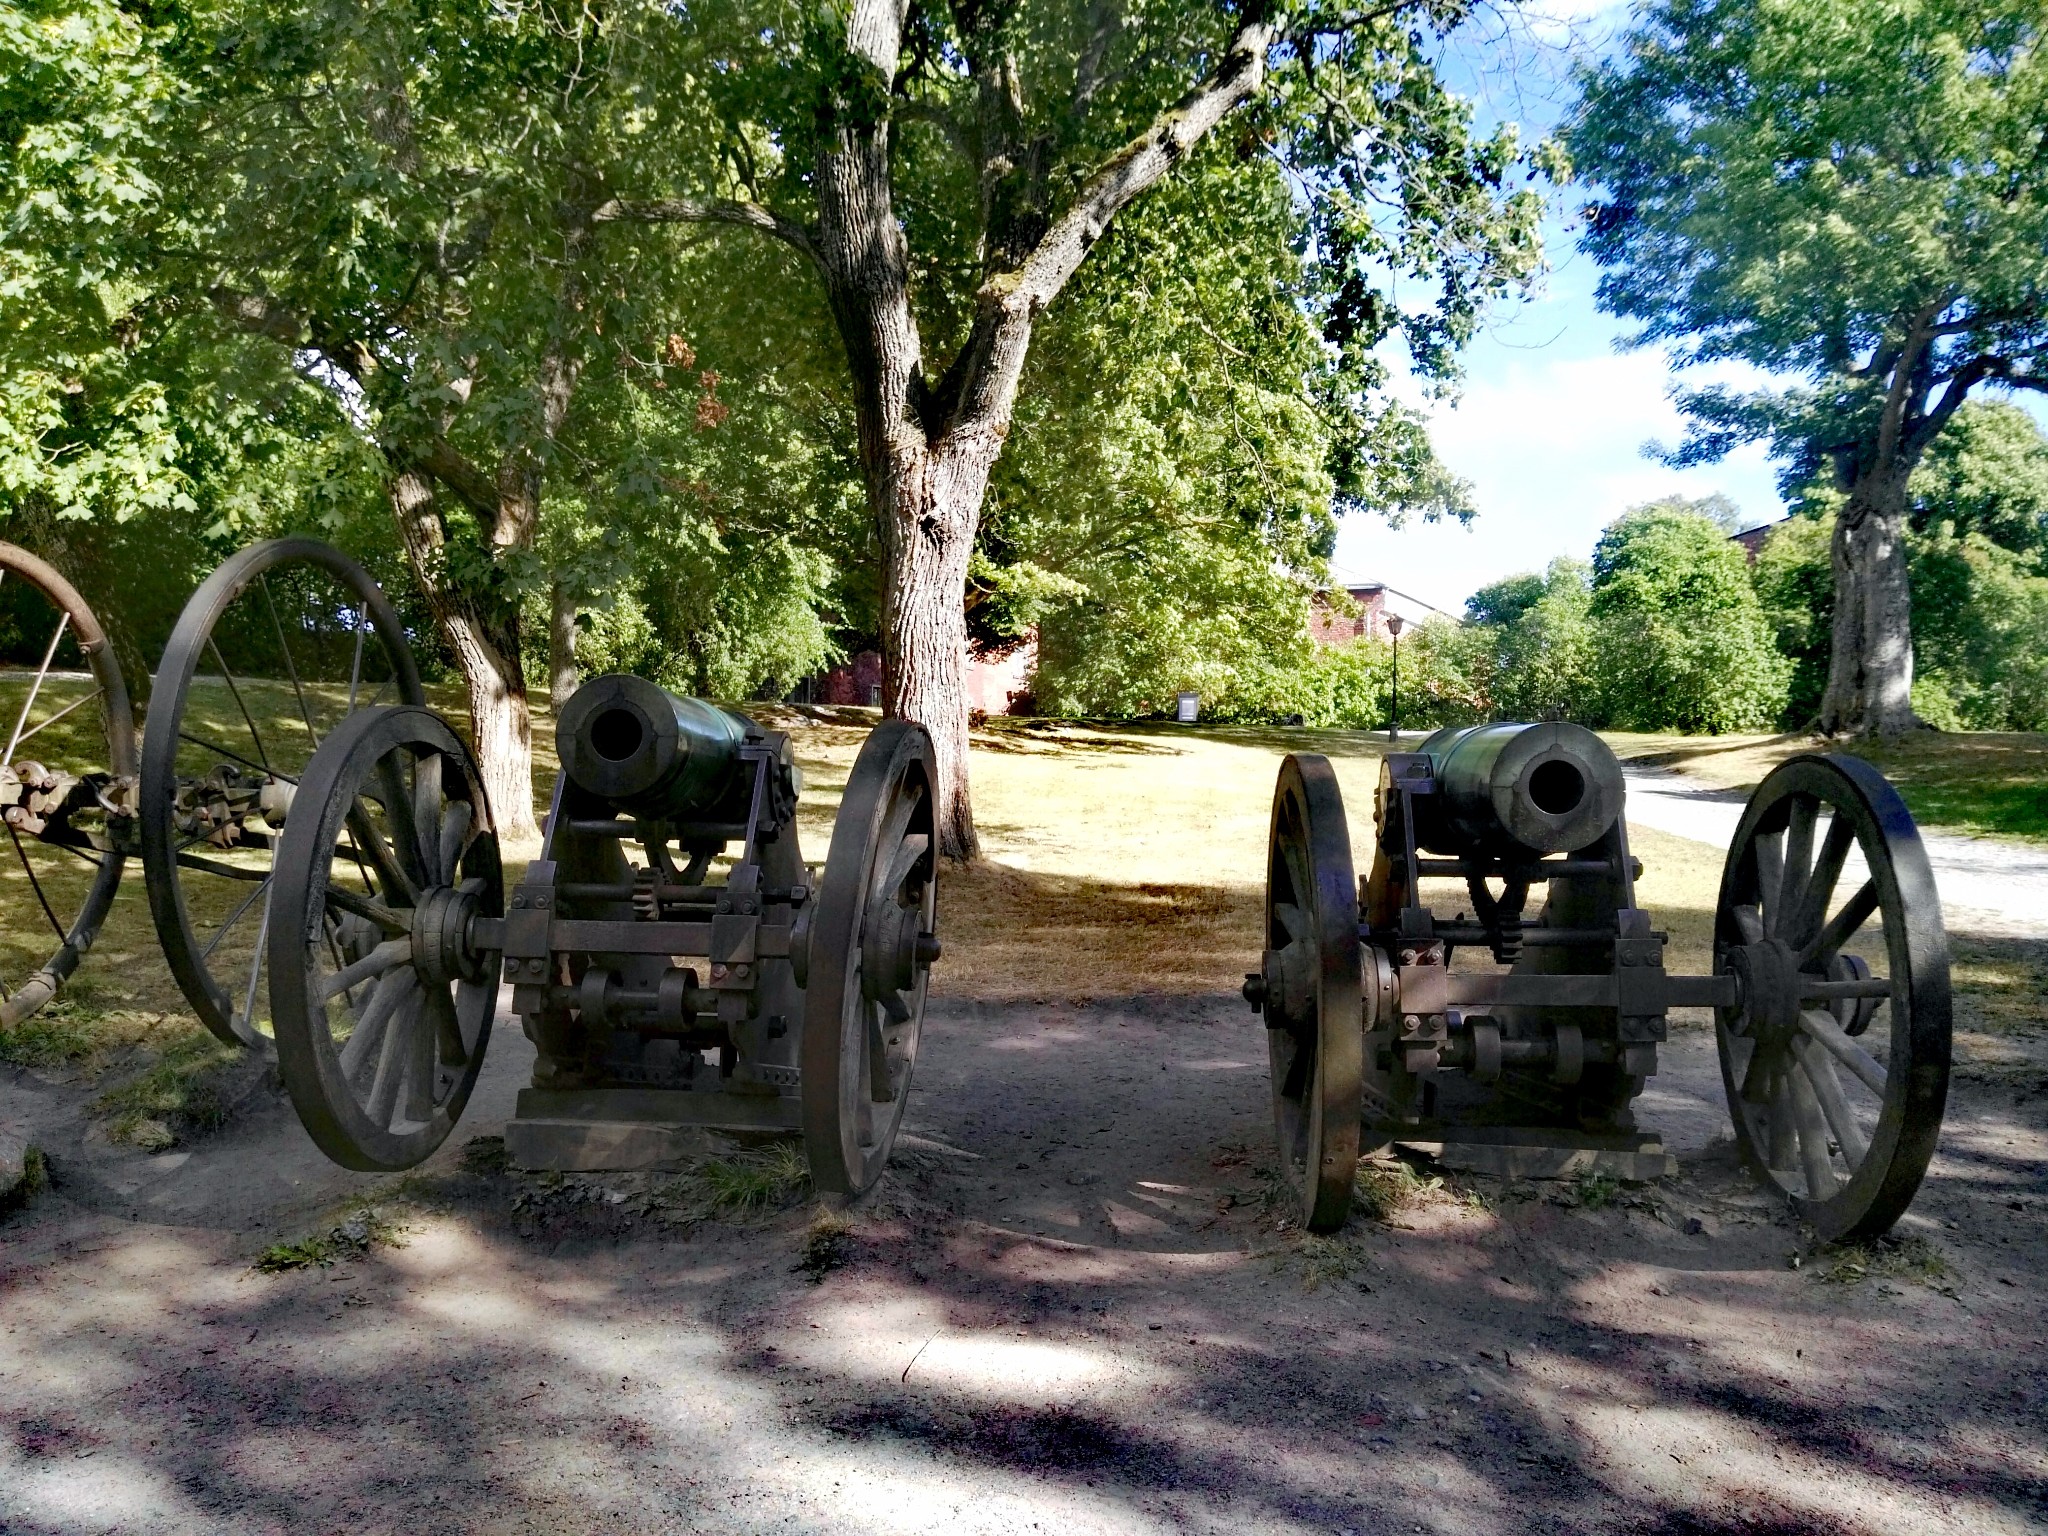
left=1336, top=348, right=1786, bottom=614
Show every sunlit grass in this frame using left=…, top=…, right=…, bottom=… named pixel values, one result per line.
left=1609, top=728, right=2048, bottom=843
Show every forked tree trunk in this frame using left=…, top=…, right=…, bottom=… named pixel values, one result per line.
left=385, top=467, right=543, bottom=842
left=1820, top=467, right=1917, bottom=737
left=548, top=580, right=580, bottom=711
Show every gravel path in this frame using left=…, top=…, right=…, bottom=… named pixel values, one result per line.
left=1623, top=764, right=2048, bottom=931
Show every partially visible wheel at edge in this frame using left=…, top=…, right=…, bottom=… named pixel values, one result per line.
left=801, top=720, right=939, bottom=1198
left=0, top=543, right=136, bottom=1027
left=1261, top=754, right=1362, bottom=1233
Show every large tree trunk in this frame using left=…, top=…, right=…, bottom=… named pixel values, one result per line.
left=385, top=467, right=542, bottom=841
left=1819, top=466, right=1917, bottom=736
left=548, top=579, right=580, bottom=711
left=879, top=443, right=997, bottom=859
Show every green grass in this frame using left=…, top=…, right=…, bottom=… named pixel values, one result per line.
left=797, top=1207, right=854, bottom=1281
left=92, top=1030, right=246, bottom=1151
left=255, top=1202, right=409, bottom=1272
left=1608, top=728, right=2048, bottom=843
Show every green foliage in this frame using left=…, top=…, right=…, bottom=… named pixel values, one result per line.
left=1465, top=559, right=1596, bottom=722
left=254, top=1205, right=407, bottom=1272
left=1571, top=0, right=2048, bottom=495
left=1909, top=402, right=2048, bottom=567
left=1586, top=500, right=1790, bottom=732
left=1750, top=512, right=1836, bottom=726
left=1909, top=529, right=2048, bottom=730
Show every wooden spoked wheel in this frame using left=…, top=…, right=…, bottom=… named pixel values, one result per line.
left=0, top=543, right=137, bottom=1027
left=141, top=539, right=423, bottom=1048
left=1714, top=753, right=1950, bottom=1241
left=801, top=721, right=939, bottom=1198
left=1261, top=754, right=1362, bottom=1233
left=268, top=706, right=502, bottom=1172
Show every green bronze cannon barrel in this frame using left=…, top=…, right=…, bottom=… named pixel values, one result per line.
left=1411, top=721, right=1624, bottom=857
left=556, top=673, right=753, bottom=822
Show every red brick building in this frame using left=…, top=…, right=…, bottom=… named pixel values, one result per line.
left=1310, top=583, right=1398, bottom=646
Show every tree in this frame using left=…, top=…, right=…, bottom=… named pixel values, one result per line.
left=602, top=0, right=1548, bottom=853
left=1465, top=557, right=1594, bottom=722
left=1570, top=0, right=2048, bottom=736
left=1908, top=400, right=2048, bottom=566
left=1588, top=500, right=1789, bottom=732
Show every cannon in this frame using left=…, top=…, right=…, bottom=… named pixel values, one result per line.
left=0, top=539, right=939, bottom=1196
left=1245, top=722, right=1949, bottom=1241
left=264, top=673, right=940, bottom=1193
left=0, top=538, right=421, bottom=1037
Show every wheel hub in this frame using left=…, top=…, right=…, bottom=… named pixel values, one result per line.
left=412, top=884, right=487, bottom=986
left=1726, top=936, right=1802, bottom=1045
left=862, top=893, right=936, bottom=1004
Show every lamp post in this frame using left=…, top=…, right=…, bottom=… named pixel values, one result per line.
left=1386, top=612, right=1405, bottom=742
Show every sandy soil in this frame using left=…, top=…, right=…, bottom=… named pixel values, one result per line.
left=3, top=722, right=2046, bottom=1534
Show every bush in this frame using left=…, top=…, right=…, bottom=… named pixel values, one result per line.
left=1586, top=503, right=1790, bottom=732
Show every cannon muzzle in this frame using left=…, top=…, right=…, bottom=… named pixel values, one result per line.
left=1410, top=721, right=1623, bottom=857
left=556, top=673, right=752, bottom=822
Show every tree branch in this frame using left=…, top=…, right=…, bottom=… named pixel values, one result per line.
left=930, top=6, right=1278, bottom=435
left=416, top=436, right=503, bottom=523
left=591, top=196, right=817, bottom=261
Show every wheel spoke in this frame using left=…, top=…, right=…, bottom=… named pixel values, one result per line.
left=1798, top=1008, right=1888, bottom=1097
left=11, top=685, right=100, bottom=751
left=365, top=986, right=425, bottom=1123
left=1799, top=880, right=1880, bottom=967
left=178, top=729, right=293, bottom=787
left=1279, top=828, right=1317, bottom=918
left=345, top=603, right=368, bottom=715
left=411, top=751, right=443, bottom=885
left=424, top=983, right=467, bottom=1067
left=321, top=937, right=414, bottom=1002
left=1776, top=795, right=1818, bottom=937
left=205, top=637, right=274, bottom=776
left=1766, top=1068, right=1799, bottom=1171
left=339, top=968, right=414, bottom=1078
left=1274, top=901, right=1308, bottom=942
left=1730, top=903, right=1765, bottom=944
left=376, top=752, right=430, bottom=889
left=6, top=821, right=69, bottom=942
left=437, top=800, right=473, bottom=886
left=403, top=989, right=436, bottom=1121
left=1754, top=833, right=1785, bottom=935
left=1793, top=1034, right=1870, bottom=1168
left=4, top=610, right=72, bottom=767
left=237, top=897, right=272, bottom=1036
left=1788, top=1061, right=1837, bottom=1199
left=261, top=575, right=321, bottom=750
left=877, top=831, right=929, bottom=905
left=345, top=796, right=418, bottom=905
left=1737, top=1035, right=1775, bottom=1104
left=1789, top=814, right=1856, bottom=952
left=201, top=874, right=274, bottom=961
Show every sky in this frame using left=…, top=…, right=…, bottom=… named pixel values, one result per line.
left=1328, top=0, right=1787, bottom=619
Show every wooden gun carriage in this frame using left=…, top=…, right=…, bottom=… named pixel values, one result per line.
left=1245, top=723, right=1950, bottom=1241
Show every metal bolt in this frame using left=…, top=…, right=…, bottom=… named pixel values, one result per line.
left=527, top=958, right=545, bottom=976
left=1403, top=1014, right=1421, bottom=1034
left=512, top=895, right=526, bottom=909
left=711, top=963, right=727, bottom=980
left=1400, top=949, right=1418, bottom=966
left=734, top=963, right=750, bottom=979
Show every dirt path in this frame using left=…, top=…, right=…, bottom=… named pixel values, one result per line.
left=1622, top=765, right=2048, bottom=932
left=4, top=724, right=2046, bottom=1534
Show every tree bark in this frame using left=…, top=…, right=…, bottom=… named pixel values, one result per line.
left=549, top=579, right=580, bottom=711
left=879, top=443, right=998, bottom=857
left=1819, top=465, right=1917, bottom=736
left=385, top=467, right=542, bottom=841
